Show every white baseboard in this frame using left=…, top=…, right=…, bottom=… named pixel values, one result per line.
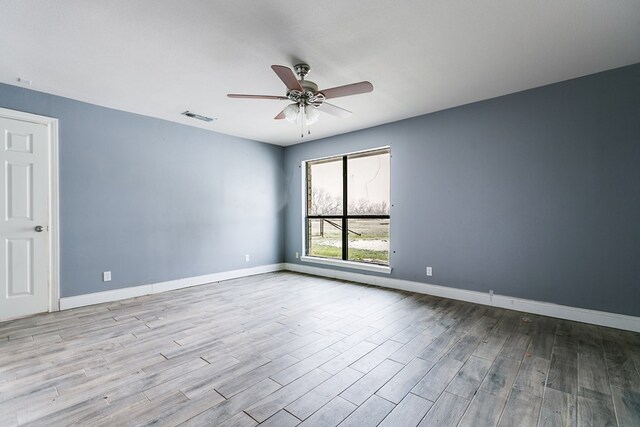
left=58, top=261, right=639, bottom=333
left=284, top=263, right=640, bottom=333
left=59, top=263, right=285, bottom=310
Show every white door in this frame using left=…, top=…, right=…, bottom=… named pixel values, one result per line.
left=0, top=116, right=50, bottom=319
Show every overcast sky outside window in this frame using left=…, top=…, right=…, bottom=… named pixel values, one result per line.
left=310, top=152, right=390, bottom=207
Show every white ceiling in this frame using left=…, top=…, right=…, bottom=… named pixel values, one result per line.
left=1, top=1, right=639, bottom=146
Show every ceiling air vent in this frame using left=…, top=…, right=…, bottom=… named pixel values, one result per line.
left=181, top=111, right=216, bottom=122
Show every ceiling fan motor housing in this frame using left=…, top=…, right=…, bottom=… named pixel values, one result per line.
left=286, top=63, right=323, bottom=105
left=287, top=79, right=324, bottom=106
left=300, top=80, right=318, bottom=92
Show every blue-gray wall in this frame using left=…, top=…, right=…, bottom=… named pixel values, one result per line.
left=284, top=64, right=640, bottom=317
left=0, top=83, right=285, bottom=297
left=2, top=64, right=638, bottom=315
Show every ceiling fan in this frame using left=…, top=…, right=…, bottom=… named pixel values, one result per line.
left=227, top=64, right=373, bottom=137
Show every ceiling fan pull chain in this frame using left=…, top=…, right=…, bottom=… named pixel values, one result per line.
left=301, top=104, right=305, bottom=137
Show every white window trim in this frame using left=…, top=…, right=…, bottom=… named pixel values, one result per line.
left=301, top=255, right=392, bottom=274
left=300, top=146, right=392, bottom=274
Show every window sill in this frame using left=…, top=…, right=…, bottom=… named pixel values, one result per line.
left=300, top=256, right=392, bottom=274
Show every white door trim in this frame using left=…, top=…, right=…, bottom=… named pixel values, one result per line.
left=0, top=107, right=60, bottom=314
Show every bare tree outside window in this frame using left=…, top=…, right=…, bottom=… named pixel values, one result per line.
left=310, top=187, right=342, bottom=215
left=348, top=199, right=389, bottom=215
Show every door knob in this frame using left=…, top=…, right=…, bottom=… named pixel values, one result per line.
left=34, top=225, right=44, bottom=232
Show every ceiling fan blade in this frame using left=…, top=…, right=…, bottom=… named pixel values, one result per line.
left=227, top=94, right=288, bottom=100
left=271, top=65, right=303, bottom=92
left=274, top=110, right=286, bottom=120
left=318, top=81, right=373, bottom=100
left=318, top=102, right=352, bottom=118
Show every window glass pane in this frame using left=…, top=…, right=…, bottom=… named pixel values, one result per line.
left=347, top=219, right=389, bottom=265
left=307, top=159, right=343, bottom=215
left=347, top=151, right=390, bottom=215
left=307, top=218, right=342, bottom=259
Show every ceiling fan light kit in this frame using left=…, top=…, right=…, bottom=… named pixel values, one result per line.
left=283, top=103, right=300, bottom=122
left=227, top=63, right=373, bottom=137
left=284, top=103, right=321, bottom=125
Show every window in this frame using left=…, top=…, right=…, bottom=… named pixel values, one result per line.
left=305, top=147, right=390, bottom=266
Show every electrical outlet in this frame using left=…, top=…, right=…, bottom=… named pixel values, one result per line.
left=426, top=266, right=433, bottom=276
left=245, top=254, right=250, bottom=262
left=103, top=271, right=111, bottom=282
left=295, top=252, right=299, bottom=259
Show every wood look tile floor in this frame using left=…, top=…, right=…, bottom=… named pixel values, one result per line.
left=1, top=272, right=639, bottom=426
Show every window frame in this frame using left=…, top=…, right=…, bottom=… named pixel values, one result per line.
left=301, top=147, right=391, bottom=273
